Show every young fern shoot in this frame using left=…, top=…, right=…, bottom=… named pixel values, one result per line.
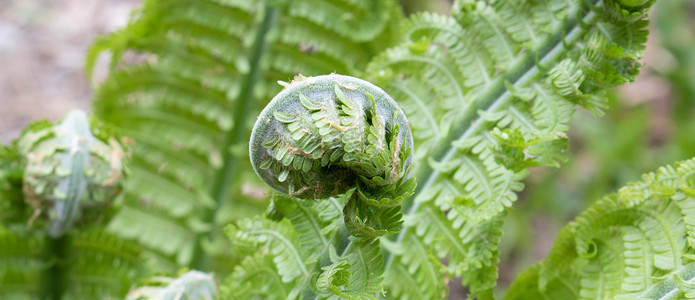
left=0, top=111, right=144, bottom=299
left=250, top=74, right=415, bottom=240
left=233, top=74, right=415, bottom=298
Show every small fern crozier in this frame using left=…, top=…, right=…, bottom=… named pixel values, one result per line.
left=250, top=74, right=414, bottom=200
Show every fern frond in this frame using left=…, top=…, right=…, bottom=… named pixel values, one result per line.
left=507, top=158, right=695, bottom=299
left=16, top=111, right=126, bottom=238
left=223, top=194, right=347, bottom=299
left=504, top=263, right=580, bottom=299
left=360, top=0, right=659, bottom=296
left=223, top=186, right=395, bottom=299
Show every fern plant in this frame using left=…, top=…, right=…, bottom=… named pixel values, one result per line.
left=1, top=0, right=690, bottom=299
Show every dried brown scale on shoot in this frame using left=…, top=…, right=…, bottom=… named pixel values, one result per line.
left=250, top=74, right=415, bottom=240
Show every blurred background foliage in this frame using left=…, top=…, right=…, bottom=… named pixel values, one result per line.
left=1, top=0, right=693, bottom=297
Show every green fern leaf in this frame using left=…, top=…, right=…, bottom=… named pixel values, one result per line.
left=507, top=158, right=695, bottom=299
left=227, top=192, right=350, bottom=299
left=357, top=0, right=661, bottom=297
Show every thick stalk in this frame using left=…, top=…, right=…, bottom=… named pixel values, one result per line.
left=39, top=234, right=70, bottom=300
left=190, top=4, right=279, bottom=270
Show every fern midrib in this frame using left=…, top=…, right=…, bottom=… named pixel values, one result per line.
left=355, top=245, right=371, bottom=294
left=660, top=275, right=695, bottom=299
left=40, top=234, right=70, bottom=300
left=382, top=0, right=602, bottom=270
left=636, top=228, right=653, bottom=290
left=191, top=4, right=279, bottom=270
left=647, top=262, right=695, bottom=299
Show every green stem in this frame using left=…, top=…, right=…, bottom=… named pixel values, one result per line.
left=191, top=4, right=279, bottom=270
left=40, top=234, right=70, bottom=300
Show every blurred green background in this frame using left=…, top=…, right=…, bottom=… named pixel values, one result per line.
left=1, top=0, right=693, bottom=297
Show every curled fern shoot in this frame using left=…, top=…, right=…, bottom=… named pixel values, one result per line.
left=250, top=74, right=415, bottom=239
left=1, top=111, right=143, bottom=299
left=18, top=110, right=126, bottom=238
left=250, top=74, right=413, bottom=199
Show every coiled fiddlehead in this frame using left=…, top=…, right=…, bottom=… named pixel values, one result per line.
left=18, top=111, right=126, bottom=237
left=250, top=74, right=415, bottom=239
